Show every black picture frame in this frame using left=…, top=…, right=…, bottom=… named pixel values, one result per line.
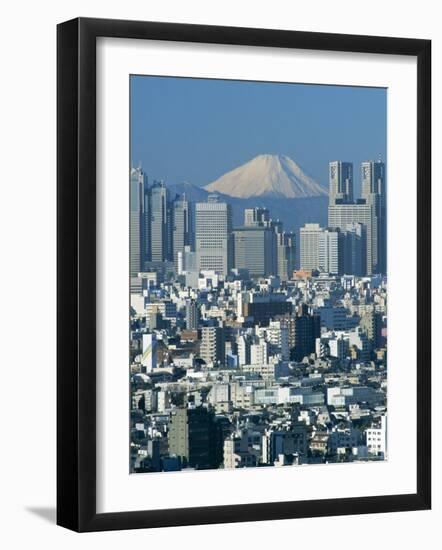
left=57, top=17, right=431, bottom=532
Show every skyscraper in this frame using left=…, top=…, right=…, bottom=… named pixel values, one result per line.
left=149, top=181, right=170, bottom=262
left=327, top=159, right=385, bottom=276
left=300, top=223, right=323, bottom=271
left=318, top=228, right=343, bottom=274
left=172, top=195, right=193, bottom=271
left=130, top=166, right=146, bottom=277
left=328, top=203, right=373, bottom=275
left=195, top=195, right=232, bottom=276
left=361, top=160, right=386, bottom=273
left=329, top=161, right=353, bottom=205
left=276, top=231, right=296, bottom=280
left=342, top=222, right=364, bottom=276
left=361, top=160, right=385, bottom=200
left=233, top=226, right=276, bottom=278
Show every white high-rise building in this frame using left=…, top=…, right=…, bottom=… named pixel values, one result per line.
left=318, top=229, right=342, bottom=274
left=300, top=223, right=323, bottom=271
left=195, top=195, right=232, bottom=276
left=328, top=203, right=374, bottom=275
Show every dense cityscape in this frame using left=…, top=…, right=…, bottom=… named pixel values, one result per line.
left=129, top=159, right=387, bottom=473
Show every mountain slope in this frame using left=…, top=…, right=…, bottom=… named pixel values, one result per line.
left=204, top=154, right=327, bottom=199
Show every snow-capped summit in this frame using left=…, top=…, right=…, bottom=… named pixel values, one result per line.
left=204, top=154, right=327, bottom=199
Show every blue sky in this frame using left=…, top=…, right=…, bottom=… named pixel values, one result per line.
left=130, top=75, right=386, bottom=195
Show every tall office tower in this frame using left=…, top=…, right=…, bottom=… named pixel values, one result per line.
left=328, top=202, right=374, bottom=275
left=195, top=195, right=233, bottom=276
left=244, top=207, right=270, bottom=227
left=343, top=222, right=364, bottom=276
left=318, top=228, right=343, bottom=274
left=276, top=231, right=296, bottom=280
left=130, top=166, right=146, bottom=276
left=166, top=200, right=174, bottom=264
left=292, top=305, right=321, bottom=361
left=299, top=223, right=323, bottom=271
left=233, top=226, right=276, bottom=278
left=149, top=181, right=170, bottom=262
left=361, top=160, right=386, bottom=273
left=172, top=195, right=193, bottom=271
left=168, top=407, right=223, bottom=469
left=329, top=161, right=354, bottom=205
left=185, top=300, right=199, bottom=330
left=200, top=325, right=225, bottom=366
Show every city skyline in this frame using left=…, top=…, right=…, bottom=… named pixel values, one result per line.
left=131, top=76, right=386, bottom=195
left=130, top=156, right=386, bottom=279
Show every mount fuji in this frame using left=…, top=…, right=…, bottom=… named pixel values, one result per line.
left=204, top=154, right=327, bottom=199
left=166, top=155, right=329, bottom=252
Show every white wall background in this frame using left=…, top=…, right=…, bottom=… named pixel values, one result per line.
left=0, top=0, right=439, bottom=548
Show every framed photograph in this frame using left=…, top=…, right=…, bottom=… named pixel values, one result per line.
left=57, top=17, right=431, bottom=532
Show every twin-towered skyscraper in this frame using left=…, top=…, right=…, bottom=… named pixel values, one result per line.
left=300, top=159, right=386, bottom=276
left=326, top=159, right=386, bottom=275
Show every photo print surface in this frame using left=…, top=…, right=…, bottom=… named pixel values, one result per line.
left=129, top=75, right=387, bottom=474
